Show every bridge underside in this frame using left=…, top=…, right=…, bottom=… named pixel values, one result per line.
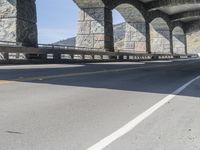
left=73, top=0, right=200, bottom=54
left=1, top=0, right=200, bottom=55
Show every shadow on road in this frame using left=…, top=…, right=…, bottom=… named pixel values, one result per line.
left=0, top=60, right=200, bottom=98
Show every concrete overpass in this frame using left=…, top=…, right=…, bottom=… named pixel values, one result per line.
left=0, top=0, right=200, bottom=55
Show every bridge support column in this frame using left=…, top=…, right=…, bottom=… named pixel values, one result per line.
left=170, top=30, right=174, bottom=55
left=76, top=7, right=114, bottom=51
left=146, top=22, right=151, bottom=54
left=184, top=34, right=188, bottom=55
left=184, top=20, right=200, bottom=55
left=0, top=0, right=37, bottom=47
left=172, top=27, right=186, bottom=55
left=124, top=22, right=146, bottom=53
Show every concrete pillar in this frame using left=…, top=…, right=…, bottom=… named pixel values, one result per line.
left=146, top=22, right=151, bottom=54
left=170, top=30, right=174, bottom=55
left=184, top=20, right=200, bottom=54
left=124, top=22, right=146, bottom=53
left=171, top=26, right=186, bottom=55
left=184, top=34, right=188, bottom=55
left=172, top=32, right=186, bottom=55
left=0, top=0, right=38, bottom=47
left=76, top=7, right=114, bottom=51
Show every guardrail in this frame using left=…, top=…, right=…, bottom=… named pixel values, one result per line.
left=0, top=40, right=198, bottom=64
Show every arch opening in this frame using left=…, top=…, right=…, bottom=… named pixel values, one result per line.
left=150, top=17, right=170, bottom=54
left=73, top=0, right=104, bottom=8
left=172, top=27, right=186, bottom=54
left=36, top=0, right=78, bottom=45
left=112, top=9, right=126, bottom=51
left=114, top=4, right=146, bottom=53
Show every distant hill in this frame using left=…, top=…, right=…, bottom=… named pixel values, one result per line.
left=53, top=37, right=76, bottom=47
left=53, top=23, right=126, bottom=49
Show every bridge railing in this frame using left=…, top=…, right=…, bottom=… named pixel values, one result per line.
left=0, top=40, right=198, bottom=63
left=38, top=43, right=106, bottom=52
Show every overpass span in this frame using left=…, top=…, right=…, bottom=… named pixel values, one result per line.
left=0, top=0, right=200, bottom=57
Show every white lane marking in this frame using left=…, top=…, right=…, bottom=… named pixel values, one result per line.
left=87, top=75, right=200, bottom=150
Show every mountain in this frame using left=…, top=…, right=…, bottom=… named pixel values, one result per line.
left=53, top=23, right=126, bottom=49
left=53, top=37, right=76, bottom=47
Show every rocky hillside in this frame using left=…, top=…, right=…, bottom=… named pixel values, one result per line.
left=53, top=23, right=126, bottom=49
left=53, top=37, right=75, bottom=47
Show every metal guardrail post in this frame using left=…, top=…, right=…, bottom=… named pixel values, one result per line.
left=70, top=54, right=74, bottom=60
left=118, top=55, right=124, bottom=60
left=53, top=53, right=61, bottom=61
left=3, top=52, right=9, bottom=61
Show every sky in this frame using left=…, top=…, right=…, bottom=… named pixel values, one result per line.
left=36, top=0, right=124, bottom=44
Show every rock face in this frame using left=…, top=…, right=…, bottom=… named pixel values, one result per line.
left=54, top=37, right=76, bottom=46
left=0, top=0, right=37, bottom=46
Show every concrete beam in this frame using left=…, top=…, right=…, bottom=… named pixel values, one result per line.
left=147, top=0, right=200, bottom=11
left=73, top=0, right=104, bottom=8
left=170, top=10, right=200, bottom=22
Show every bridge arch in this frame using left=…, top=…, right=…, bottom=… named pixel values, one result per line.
left=73, top=0, right=105, bottom=8
left=114, top=3, right=146, bottom=53
left=172, top=26, right=186, bottom=54
left=106, top=0, right=147, bottom=18
left=150, top=17, right=171, bottom=54
left=74, top=0, right=148, bottom=52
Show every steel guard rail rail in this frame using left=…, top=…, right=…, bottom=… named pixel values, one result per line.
left=0, top=41, right=198, bottom=62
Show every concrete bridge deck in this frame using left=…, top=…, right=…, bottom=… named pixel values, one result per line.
left=0, top=59, right=200, bottom=150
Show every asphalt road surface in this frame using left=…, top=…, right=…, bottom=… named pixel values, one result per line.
left=0, top=59, right=200, bottom=150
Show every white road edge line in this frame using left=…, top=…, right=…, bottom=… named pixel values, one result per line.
left=87, top=75, right=200, bottom=150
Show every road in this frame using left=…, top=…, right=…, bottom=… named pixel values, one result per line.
left=0, top=59, right=200, bottom=150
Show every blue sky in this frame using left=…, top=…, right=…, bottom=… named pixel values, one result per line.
left=36, top=0, right=124, bottom=44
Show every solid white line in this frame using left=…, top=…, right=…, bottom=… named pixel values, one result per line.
left=87, top=75, right=200, bottom=150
